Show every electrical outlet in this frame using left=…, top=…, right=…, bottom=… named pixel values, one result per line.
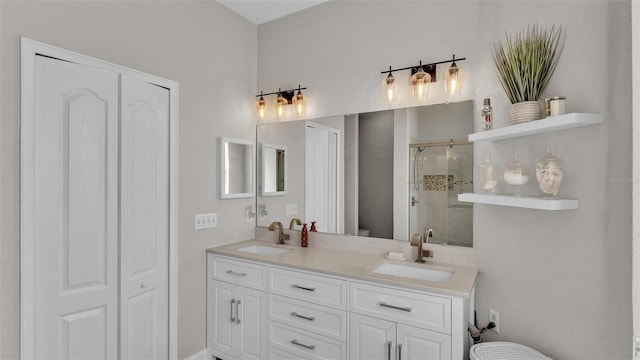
left=195, top=213, right=217, bottom=230
left=489, top=309, right=500, bottom=334
left=285, top=204, right=298, bottom=216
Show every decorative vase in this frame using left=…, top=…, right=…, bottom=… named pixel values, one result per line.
left=504, top=153, right=530, bottom=196
left=535, top=148, right=564, bottom=196
left=509, top=101, right=541, bottom=124
left=479, top=155, right=498, bottom=194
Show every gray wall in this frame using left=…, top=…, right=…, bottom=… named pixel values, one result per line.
left=359, top=110, right=394, bottom=239
left=0, top=1, right=257, bottom=358
left=258, top=1, right=632, bottom=358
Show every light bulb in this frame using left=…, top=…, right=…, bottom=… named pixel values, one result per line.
left=383, top=72, right=397, bottom=104
left=293, top=88, right=306, bottom=116
left=411, top=66, right=431, bottom=101
left=274, top=93, right=287, bottom=120
left=445, top=61, right=464, bottom=95
left=255, top=95, right=267, bottom=120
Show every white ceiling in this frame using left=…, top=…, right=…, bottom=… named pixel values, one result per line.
left=217, top=0, right=329, bottom=25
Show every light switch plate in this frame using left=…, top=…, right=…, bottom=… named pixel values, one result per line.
left=195, top=213, right=217, bottom=230
left=285, top=204, right=298, bottom=216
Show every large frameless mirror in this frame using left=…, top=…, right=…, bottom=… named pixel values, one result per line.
left=219, top=137, right=255, bottom=199
left=256, top=100, right=474, bottom=247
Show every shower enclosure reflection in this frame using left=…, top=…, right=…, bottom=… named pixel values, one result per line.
left=409, top=142, right=473, bottom=247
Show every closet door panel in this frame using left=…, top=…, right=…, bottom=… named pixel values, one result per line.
left=120, top=74, right=170, bottom=359
left=33, top=55, right=119, bottom=359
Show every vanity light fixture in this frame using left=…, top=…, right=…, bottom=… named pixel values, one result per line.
left=381, top=54, right=466, bottom=104
left=255, top=85, right=308, bottom=120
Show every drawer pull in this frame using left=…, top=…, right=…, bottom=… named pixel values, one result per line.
left=291, top=339, right=316, bottom=350
left=226, top=269, right=247, bottom=276
left=379, top=301, right=412, bottom=312
left=397, top=343, right=403, bottom=360
left=387, top=341, right=392, bottom=360
left=230, top=299, right=236, bottom=323
left=291, top=284, right=316, bottom=292
left=291, top=312, right=315, bottom=321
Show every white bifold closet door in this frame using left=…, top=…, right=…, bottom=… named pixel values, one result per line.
left=32, top=55, right=169, bottom=359
left=305, top=125, right=338, bottom=234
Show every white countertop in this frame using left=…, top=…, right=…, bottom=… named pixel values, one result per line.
left=207, top=239, right=478, bottom=298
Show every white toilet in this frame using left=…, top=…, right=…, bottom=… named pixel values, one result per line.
left=470, top=342, right=552, bottom=360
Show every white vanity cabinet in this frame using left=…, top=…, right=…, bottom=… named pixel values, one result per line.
left=207, top=248, right=473, bottom=360
left=207, top=255, right=267, bottom=360
left=267, top=267, right=348, bottom=360
left=349, top=281, right=467, bottom=360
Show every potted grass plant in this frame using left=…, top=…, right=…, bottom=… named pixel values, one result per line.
left=492, top=24, right=565, bottom=124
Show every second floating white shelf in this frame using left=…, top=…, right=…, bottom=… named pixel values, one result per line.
left=458, top=193, right=579, bottom=210
left=469, top=113, right=602, bottom=142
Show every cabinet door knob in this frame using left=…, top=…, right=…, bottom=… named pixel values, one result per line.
left=140, top=281, right=147, bottom=288
left=230, top=299, right=236, bottom=323
left=236, top=300, right=241, bottom=324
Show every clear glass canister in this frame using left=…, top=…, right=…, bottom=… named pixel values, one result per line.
left=479, top=155, right=498, bottom=193
left=536, top=148, right=564, bottom=196
left=503, top=153, right=530, bottom=196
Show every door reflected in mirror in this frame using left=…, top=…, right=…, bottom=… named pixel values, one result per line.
left=260, top=143, right=287, bottom=196
left=219, top=137, right=255, bottom=199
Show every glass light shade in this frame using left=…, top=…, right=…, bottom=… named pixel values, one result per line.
left=444, top=62, right=464, bottom=95
left=383, top=73, right=397, bottom=104
left=293, top=91, right=306, bottom=116
left=410, top=67, right=431, bottom=100
left=274, top=94, right=288, bottom=120
left=255, top=96, right=267, bottom=120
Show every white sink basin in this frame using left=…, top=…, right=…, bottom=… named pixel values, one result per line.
left=236, top=244, right=292, bottom=256
left=371, top=262, right=453, bottom=283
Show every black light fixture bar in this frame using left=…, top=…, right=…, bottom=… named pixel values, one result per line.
left=256, top=85, right=307, bottom=98
left=381, top=55, right=466, bottom=74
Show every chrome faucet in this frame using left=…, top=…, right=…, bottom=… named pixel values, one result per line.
left=413, top=228, right=434, bottom=263
left=268, top=221, right=289, bottom=244
left=289, top=218, right=302, bottom=230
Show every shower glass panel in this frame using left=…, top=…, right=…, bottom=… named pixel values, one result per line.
left=409, top=143, right=473, bottom=246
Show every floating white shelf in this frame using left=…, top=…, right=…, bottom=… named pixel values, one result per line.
left=458, top=193, right=579, bottom=210
left=468, top=113, right=602, bottom=142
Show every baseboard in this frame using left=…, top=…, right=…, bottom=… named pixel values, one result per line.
left=183, top=348, right=207, bottom=360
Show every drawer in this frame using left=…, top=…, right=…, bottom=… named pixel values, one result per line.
left=269, top=322, right=346, bottom=360
left=350, top=282, right=451, bottom=333
left=269, top=267, right=347, bottom=309
left=269, top=347, right=310, bottom=360
left=209, top=255, right=267, bottom=291
left=269, top=294, right=347, bottom=340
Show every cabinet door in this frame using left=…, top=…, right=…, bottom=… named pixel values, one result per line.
left=209, top=281, right=236, bottom=357
left=397, top=324, right=451, bottom=360
left=350, top=313, right=396, bottom=360
left=236, top=287, right=265, bottom=360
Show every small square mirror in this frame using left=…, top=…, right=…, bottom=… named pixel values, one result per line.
left=219, top=137, right=255, bottom=199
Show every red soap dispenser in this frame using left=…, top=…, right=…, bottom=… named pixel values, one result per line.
left=301, top=223, right=309, bottom=247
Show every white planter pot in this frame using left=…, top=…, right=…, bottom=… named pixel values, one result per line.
left=509, top=101, right=541, bottom=124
